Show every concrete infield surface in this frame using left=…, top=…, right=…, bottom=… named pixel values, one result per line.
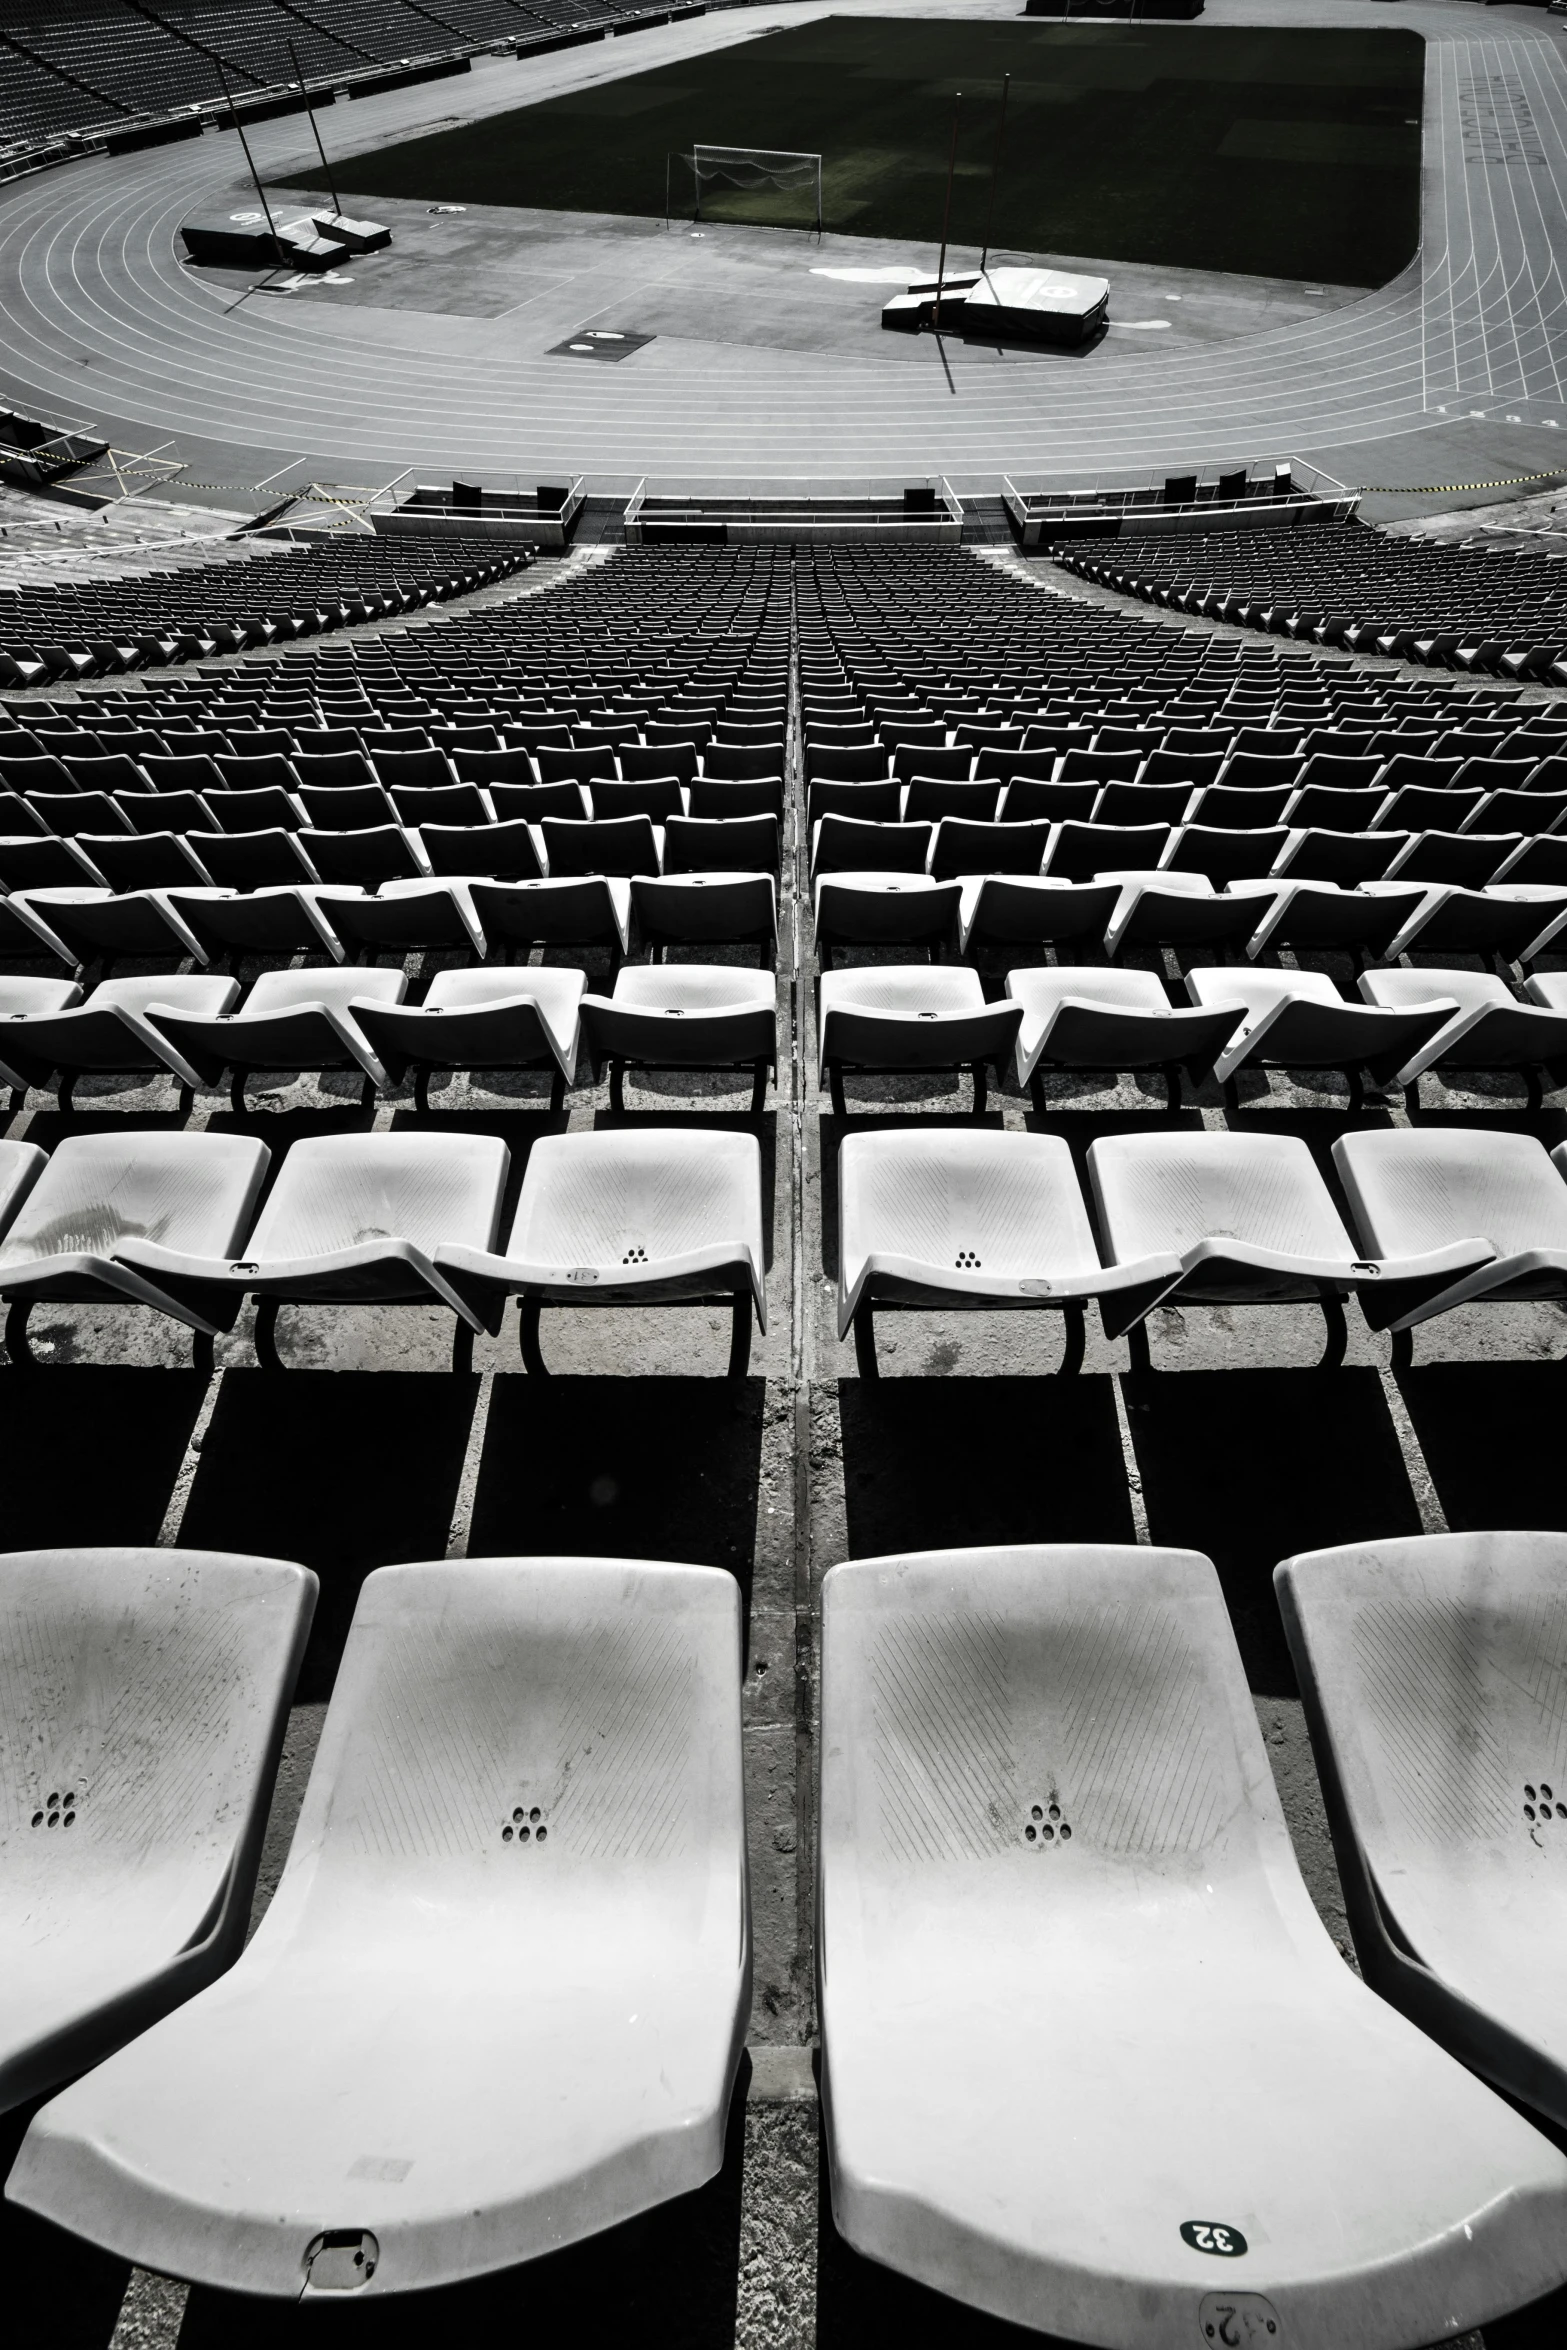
left=292, top=17, right=1425, bottom=286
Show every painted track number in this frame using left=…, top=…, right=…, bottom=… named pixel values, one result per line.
left=1181, top=2221, right=1248, bottom=2257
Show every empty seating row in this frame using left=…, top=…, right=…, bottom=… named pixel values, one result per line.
left=0, top=962, right=778, bottom=1115
left=8, top=1531, right=1567, bottom=2344
left=801, top=770, right=1567, bottom=833
left=835, top=1123, right=1567, bottom=1372
left=810, top=804, right=1567, bottom=888
left=0, top=749, right=785, bottom=804
left=1012, top=963, right=1567, bottom=1106
left=0, top=858, right=777, bottom=971
left=0, top=1126, right=766, bottom=1373
left=816, top=858, right=1567, bottom=968
left=0, top=773, right=783, bottom=843
left=805, top=733, right=1561, bottom=794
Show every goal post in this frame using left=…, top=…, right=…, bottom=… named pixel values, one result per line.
left=665, top=146, right=823, bottom=240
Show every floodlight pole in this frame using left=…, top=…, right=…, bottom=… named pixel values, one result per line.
left=933, top=91, right=962, bottom=334
left=980, top=73, right=1010, bottom=278
left=289, top=38, right=341, bottom=218
left=216, top=58, right=282, bottom=254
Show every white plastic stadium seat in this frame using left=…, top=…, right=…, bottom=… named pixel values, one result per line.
left=1358, top=966, right=1567, bottom=1099
left=812, top=871, right=961, bottom=965
left=1380, top=882, right=1567, bottom=964
left=10, top=1557, right=748, bottom=2298
left=1100, top=867, right=1258, bottom=956
left=1086, top=1129, right=1484, bottom=1364
left=144, top=967, right=406, bottom=1111
left=16, top=887, right=210, bottom=970
left=820, top=1542, right=1567, bottom=2345
left=313, top=877, right=486, bottom=961
left=0, top=1137, right=48, bottom=1255
left=580, top=964, right=776, bottom=1115
left=1239, top=876, right=1425, bottom=962
left=117, top=1133, right=509, bottom=1372
left=0, top=1132, right=271, bottom=1368
left=1278, top=1530, right=1567, bottom=2133
left=1332, top=1126, right=1567, bottom=1355
left=0, top=1544, right=315, bottom=2113
left=468, top=874, right=634, bottom=960
left=437, top=1128, right=766, bottom=1377
left=1007, top=965, right=1244, bottom=1111
left=957, top=874, right=1122, bottom=957
left=167, top=885, right=346, bottom=967
left=817, top=966, right=1022, bottom=1119
left=836, top=1129, right=1179, bottom=1378
left=1185, top=966, right=1457, bottom=1103
left=0, top=974, right=240, bottom=1106
left=353, top=966, right=585, bottom=1112
left=0, top=978, right=84, bottom=1093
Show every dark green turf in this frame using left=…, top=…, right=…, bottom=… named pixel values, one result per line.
left=292, top=17, right=1424, bottom=286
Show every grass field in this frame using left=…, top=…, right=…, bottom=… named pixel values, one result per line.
left=296, top=18, right=1425, bottom=287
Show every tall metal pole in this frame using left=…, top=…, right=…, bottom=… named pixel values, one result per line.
left=289, top=38, right=341, bottom=218
left=932, top=90, right=961, bottom=333
left=215, top=58, right=282, bottom=253
left=980, top=73, right=1010, bottom=278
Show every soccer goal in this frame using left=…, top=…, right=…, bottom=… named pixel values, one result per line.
left=666, top=146, right=823, bottom=240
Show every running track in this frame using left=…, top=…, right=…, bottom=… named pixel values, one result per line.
left=2, top=2, right=1566, bottom=490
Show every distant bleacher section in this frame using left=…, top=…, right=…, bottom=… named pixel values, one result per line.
left=0, top=535, right=529, bottom=687
left=0, top=0, right=733, bottom=172
left=1059, top=521, right=1567, bottom=680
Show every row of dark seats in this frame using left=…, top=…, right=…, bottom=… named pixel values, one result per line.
left=0, top=0, right=696, bottom=154
left=1055, top=525, right=1567, bottom=677
left=0, top=542, right=530, bottom=685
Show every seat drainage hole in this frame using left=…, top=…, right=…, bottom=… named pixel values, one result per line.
left=1024, top=1799, right=1071, bottom=1846
left=32, top=1787, right=82, bottom=1829
left=955, top=1250, right=981, bottom=1269
left=1524, top=1780, right=1564, bottom=1823
left=501, top=1804, right=548, bottom=1846
left=622, top=1245, right=648, bottom=1264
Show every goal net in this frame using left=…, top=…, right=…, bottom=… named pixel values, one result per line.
left=667, top=146, right=823, bottom=238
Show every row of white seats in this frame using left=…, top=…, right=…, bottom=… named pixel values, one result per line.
left=837, top=1124, right=1567, bottom=1372
left=815, top=860, right=1567, bottom=964
left=815, top=964, right=1567, bottom=1115
left=1013, top=963, right=1567, bottom=1103
left=0, top=1128, right=766, bottom=1374
left=7, top=1534, right=1567, bottom=2344
left=0, top=868, right=778, bottom=972
left=0, top=967, right=778, bottom=1116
